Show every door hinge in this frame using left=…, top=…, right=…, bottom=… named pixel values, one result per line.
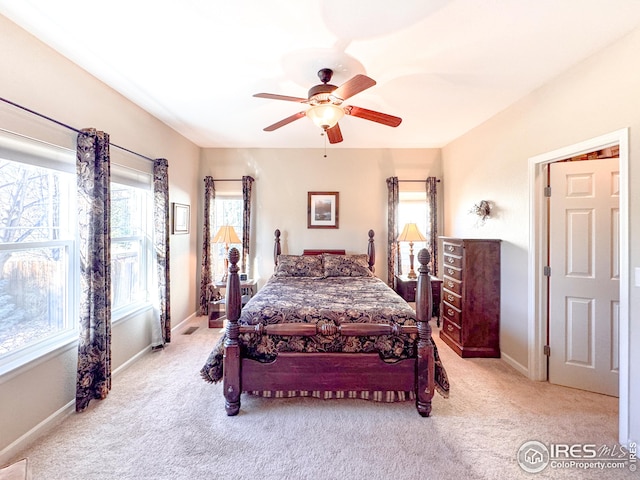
left=544, top=345, right=551, bottom=357
left=544, top=186, right=552, bottom=197
left=543, top=265, right=551, bottom=277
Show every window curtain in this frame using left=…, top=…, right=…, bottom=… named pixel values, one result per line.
left=76, top=128, right=112, bottom=412
left=153, top=158, right=171, bottom=345
left=241, top=176, right=254, bottom=275
left=386, top=176, right=399, bottom=286
left=426, top=177, right=439, bottom=277
left=199, top=176, right=215, bottom=315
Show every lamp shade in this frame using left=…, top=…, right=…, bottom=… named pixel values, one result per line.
left=397, top=223, right=427, bottom=243
left=306, top=104, right=345, bottom=130
left=213, top=225, right=241, bottom=244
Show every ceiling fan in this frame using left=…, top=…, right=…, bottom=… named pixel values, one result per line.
left=254, top=68, right=402, bottom=144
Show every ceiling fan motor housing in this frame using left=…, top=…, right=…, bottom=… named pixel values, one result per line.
left=308, top=83, right=339, bottom=104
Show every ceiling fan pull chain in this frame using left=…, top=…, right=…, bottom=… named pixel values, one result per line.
left=323, top=131, right=328, bottom=158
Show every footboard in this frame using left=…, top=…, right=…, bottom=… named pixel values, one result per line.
left=223, top=234, right=435, bottom=416
left=242, top=353, right=416, bottom=393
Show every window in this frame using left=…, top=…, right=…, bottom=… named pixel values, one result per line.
left=0, top=130, right=154, bottom=374
left=212, top=196, right=243, bottom=281
left=0, top=152, right=77, bottom=371
left=110, top=182, right=152, bottom=315
left=398, top=191, right=429, bottom=273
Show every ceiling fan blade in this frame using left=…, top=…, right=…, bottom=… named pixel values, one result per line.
left=263, top=111, right=306, bottom=131
left=326, top=123, right=343, bottom=144
left=254, top=93, right=307, bottom=103
left=344, top=105, right=402, bottom=127
left=331, top=74, right=376, bottom=102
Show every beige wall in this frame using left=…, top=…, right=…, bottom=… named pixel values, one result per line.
left=0, top=15, right=200, bottom=458
left=442, top=26, right=640, bottom=443
left=199, top=148, right=442, bottom=285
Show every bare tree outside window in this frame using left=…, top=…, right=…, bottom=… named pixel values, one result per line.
left=0, top=159, right=73, bottom=357
left=111, top=183, right=150, bottom=311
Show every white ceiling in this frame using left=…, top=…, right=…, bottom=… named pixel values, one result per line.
left=2, top=0, right=640, bottom=149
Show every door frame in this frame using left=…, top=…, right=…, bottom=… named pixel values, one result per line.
left=528, top=128, right=629, bottom=444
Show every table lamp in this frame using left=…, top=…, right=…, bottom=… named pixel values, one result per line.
left=397, top=223, right=426, bottom=279
left=213, top=225, right=241, bottom=281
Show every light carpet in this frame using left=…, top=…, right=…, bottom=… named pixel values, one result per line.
left=9, top=315, right=633, bottom=480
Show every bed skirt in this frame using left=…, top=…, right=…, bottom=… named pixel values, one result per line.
left=246, top=389, right=416, bottom=403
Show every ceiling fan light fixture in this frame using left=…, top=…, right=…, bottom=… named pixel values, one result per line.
left=306, top=104, right=344, bottom=130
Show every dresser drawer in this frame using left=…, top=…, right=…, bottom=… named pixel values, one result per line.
left=442, top=301, right=462, bottom=326
left=443, top=266, right=462, bottom=281
left=443, top=254, right=462, bottom=269
left=442, top=242, right=463, bottom=257
left=442, top=277, right=461, bottom=295
left=442, top=290, right=461, bottom=309
left=442, top=318, right=461, bottom=344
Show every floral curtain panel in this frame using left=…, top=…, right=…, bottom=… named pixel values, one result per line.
left=153, top=158, right=171, bottom=345
left=241, top=176, right=254, bottom=275
left=76, top=128, right=112, bottom=412
left=426, top=177, right=438, bottom=277
left=386, top=176, right=399, bottom=286
left=199, top=176, right=215, bottom=315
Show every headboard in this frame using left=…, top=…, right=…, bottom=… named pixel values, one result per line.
left=273, top=229, right=375, bottom=273
left=302, top=249, right=346, bottom=256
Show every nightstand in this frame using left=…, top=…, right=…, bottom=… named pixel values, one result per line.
left=207, top=278, right=257, bottom=328
left=394, top=275, right=442, bottom=324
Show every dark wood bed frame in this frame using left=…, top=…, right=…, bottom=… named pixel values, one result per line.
left=223, top=229, right=435, bottom=416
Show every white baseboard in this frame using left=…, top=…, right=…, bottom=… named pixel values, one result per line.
left=0, top=399, right=74, bottom=466
left=0, top=311, right=198, bottom=465
left=113, top=344, right=152, bottom=376
left=501, top=351, right=530, bottom=378
left=172, top=311, right=197, bottom=334
left=0, top=345, right=152, bottom=465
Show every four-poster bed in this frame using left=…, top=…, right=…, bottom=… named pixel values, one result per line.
left=200, top=229, right=449, bottom=416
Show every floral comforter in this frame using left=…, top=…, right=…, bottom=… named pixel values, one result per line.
left=200, top=275, right=449, bottom=398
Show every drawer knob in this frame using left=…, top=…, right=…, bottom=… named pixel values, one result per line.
left=447, top=324, right=453, bottom=332
left=447, top=294, right=454, bottom=302
left=448, top=245, right=454, bottom=252
left=447, top=268, right=454, bottom=275
left=447, top=257, right=454, bottom=263
left=447, top=281, right=454, bottom=288
left=448, top=308, right=454, bottom=316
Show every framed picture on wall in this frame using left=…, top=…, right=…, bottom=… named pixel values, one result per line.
left=172, top=202, right=190, bottom=234
left=307, top=191, right=339, bottom=229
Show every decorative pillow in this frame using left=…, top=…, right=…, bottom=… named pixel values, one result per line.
left=323, top=254, right=373, bottom=277
left=274, top=255, right=324, bottom=277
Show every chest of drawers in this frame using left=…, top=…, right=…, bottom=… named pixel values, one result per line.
left=439, top=237, right=501, bottom=358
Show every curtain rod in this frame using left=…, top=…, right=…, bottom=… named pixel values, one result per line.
left=1, top=96, right=155, bottom=162
left=398, top=179, right=441, bottom=182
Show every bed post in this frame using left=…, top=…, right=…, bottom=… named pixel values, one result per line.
left=274, top=228, right=281, bottom=268
left=223, top=248, right=242, bottom=416
left=415, top=248, right=435, bottom=417
left=367, top=229, right=375, bottom=272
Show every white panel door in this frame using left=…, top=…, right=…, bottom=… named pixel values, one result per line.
left=548, top=158, right=619, bottom=396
